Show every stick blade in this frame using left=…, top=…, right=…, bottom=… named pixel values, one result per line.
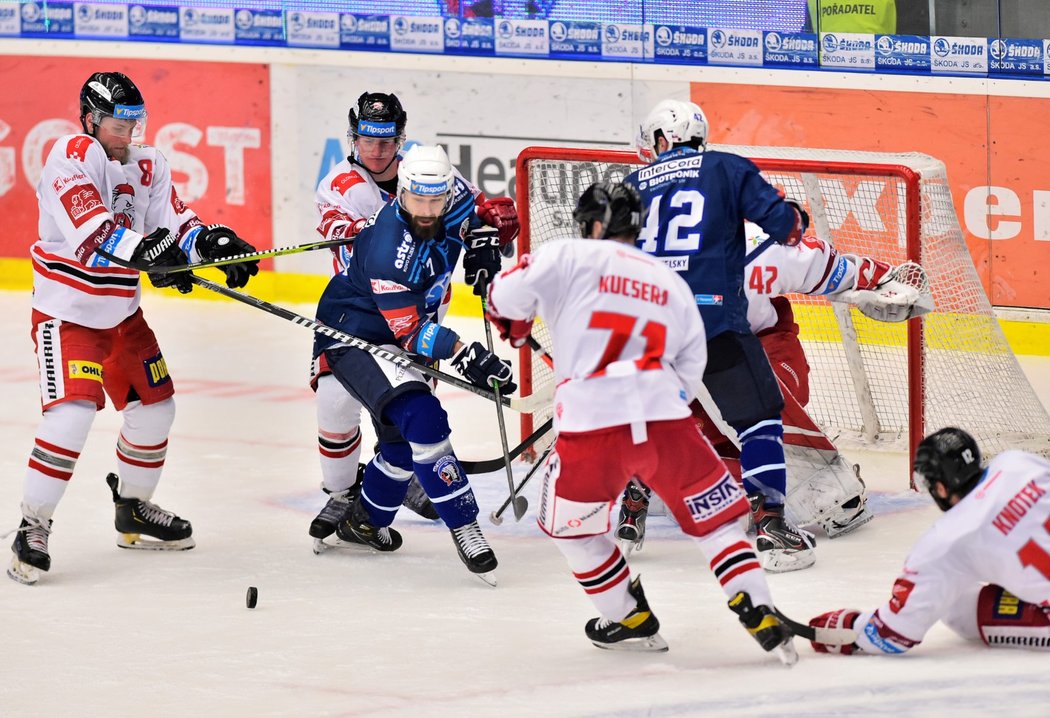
left=512, top=497, right=528, bottom=521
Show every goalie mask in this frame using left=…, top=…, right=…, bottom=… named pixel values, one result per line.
left=637, top=99, right=708, bottom=162
left=573, top=181, right=644, bottom=240
left=79, top=71, right=147, bottom=140
left=912, top=427, right=983, bottom=511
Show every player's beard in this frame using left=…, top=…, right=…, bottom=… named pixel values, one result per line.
left=408, top=214, right=442, bottom=240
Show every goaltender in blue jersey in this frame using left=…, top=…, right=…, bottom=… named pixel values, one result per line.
left=312, top=144, right=516, bottom=586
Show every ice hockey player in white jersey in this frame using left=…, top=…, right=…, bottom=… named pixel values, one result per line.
left=809, top=428, right=1050, bottom=654
left=691, top=228, right=931, bottom=539
left=308, top=92, right=520, bottom=550
left=486, top=181, right=798, bottom=663
left=8, top=71, right=259, bottom=585
left=618, top=225, right=933, bottom=555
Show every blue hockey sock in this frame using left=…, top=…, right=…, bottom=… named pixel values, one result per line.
left=360, top=443, right=413, bottom=527
left=734, top=418, right=787, bottom=505
left=384, top=392, right=480, bottom=529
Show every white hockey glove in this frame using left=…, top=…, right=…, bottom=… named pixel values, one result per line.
left=833, top=261, right=934, bottom=323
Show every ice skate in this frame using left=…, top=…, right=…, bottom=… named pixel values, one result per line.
left=310, top=481, right=359, bottom=554
left=616, top=481, right=650, bottom=556
left=107, top=474, right=195, bottom=551
left=7, top=517, right=52, bottom=585
left=334, top=498, right=403, bottom=553
left=750, top=496, right=816, bottom=573
left=585, top=576, right=668, bottom=652
left=450, top=520, right=498, bottom=586
left=727, top=591, right=798, bottom=666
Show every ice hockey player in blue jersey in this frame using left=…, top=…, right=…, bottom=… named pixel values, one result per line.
left=622, top=98, right=816, bottom=573
left=313, top=144, right=514, bottom=585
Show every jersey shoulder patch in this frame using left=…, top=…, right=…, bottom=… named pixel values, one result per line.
left=65, top=136, right=95, bottom=163
left=331, top=171, right=367, bottom=195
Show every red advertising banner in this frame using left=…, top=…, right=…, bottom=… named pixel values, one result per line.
left=0, top=56, right=271, bottom=259
left=691, top=82, right=1050, bottom=309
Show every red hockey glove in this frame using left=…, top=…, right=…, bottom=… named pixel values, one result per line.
left=809, top=609, right=862, bottom=655
left=854, top=257, right=893, bottom=291
left=485, top=310, right=534, bottom=349
left=477, top=196, right=520, bottom=248
left=784, top=198, right=810, bottom=247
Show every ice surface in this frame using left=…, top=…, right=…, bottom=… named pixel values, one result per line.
left=1, top=290, right=1047, bottom=717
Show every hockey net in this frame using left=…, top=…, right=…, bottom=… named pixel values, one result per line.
left=514, top=145, right=1050, bottom=468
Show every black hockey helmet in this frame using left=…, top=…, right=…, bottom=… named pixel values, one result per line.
left=913, top=427, right=983, bottom=511
left=573, top=180, right=644, bottom=240
left=348, top=91, right=407, bottom=142
left=79, top=72, right=147, bottom=134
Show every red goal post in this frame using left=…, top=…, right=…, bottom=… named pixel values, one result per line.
left=513, top=145, right=1050, bottom=472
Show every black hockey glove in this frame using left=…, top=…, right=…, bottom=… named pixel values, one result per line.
left=451, top=341, right=517, bottom=393
left=130, top=228, right=193, bottom=294
left=195, top=224, right=260, bottom=289
left=463, top=229, right=503, bottom=296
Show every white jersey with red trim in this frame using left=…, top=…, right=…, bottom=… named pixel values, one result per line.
left=315, top=157, right=481, bottom=275
left=33, top=134, right=201, bottom=329
left=855, top=450, right=1050, bottom=654
left=743, top=224, right=859, bottom=333
left=488, top=238, right=708, bottom=435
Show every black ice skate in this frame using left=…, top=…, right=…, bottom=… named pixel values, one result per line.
left=334, top=498, right=403, bottom=552
left=7, top=517, right=52, bottom=585
left=585, top=576, right=668, bottom=652
left=616, top=481, right=651, bottom=555
left=450, top=520, right=498, bottom=586
left=750, top=496, right=816, bottom=573
left=107, top=473, right=195, bottom=551
left=727, top=591, right=798, bottom=666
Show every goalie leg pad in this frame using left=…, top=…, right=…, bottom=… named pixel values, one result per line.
left=975, top=584, right=1050, bottom=650
left=784, top=446, right=870, bottom=532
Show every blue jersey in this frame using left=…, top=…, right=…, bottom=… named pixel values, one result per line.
left=624, top=148, right=799, bottom=338
left=315, top=177, right=482, bottom=360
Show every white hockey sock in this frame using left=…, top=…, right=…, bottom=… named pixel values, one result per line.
left=316, top=374, right=364, bottom=493
left=115, top=398, right=175, bottom=500
left=694, top=520, right=773, bottom=608
left=22, top=400, right=96, bottom=520
left=553, top=534, right=635, bottom=621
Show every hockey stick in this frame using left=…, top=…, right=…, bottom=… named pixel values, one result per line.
left=481, top=293, right=528, bottom=521
left=103, top=236, right=355, bottom=274
left=460, top=417, right=553, bottom=475
left=773, top=609, right=858, bottom=645
left=490, top=443, right=552, bottom=526
left=189, top=276, right=552, bottom=413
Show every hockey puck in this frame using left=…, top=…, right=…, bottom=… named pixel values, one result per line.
left=246, top=586, right=258, bottom=609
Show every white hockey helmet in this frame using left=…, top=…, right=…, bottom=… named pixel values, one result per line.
left=636, top=99, right=709, bottom=162
left=397, top=144, right=455, bottom=207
